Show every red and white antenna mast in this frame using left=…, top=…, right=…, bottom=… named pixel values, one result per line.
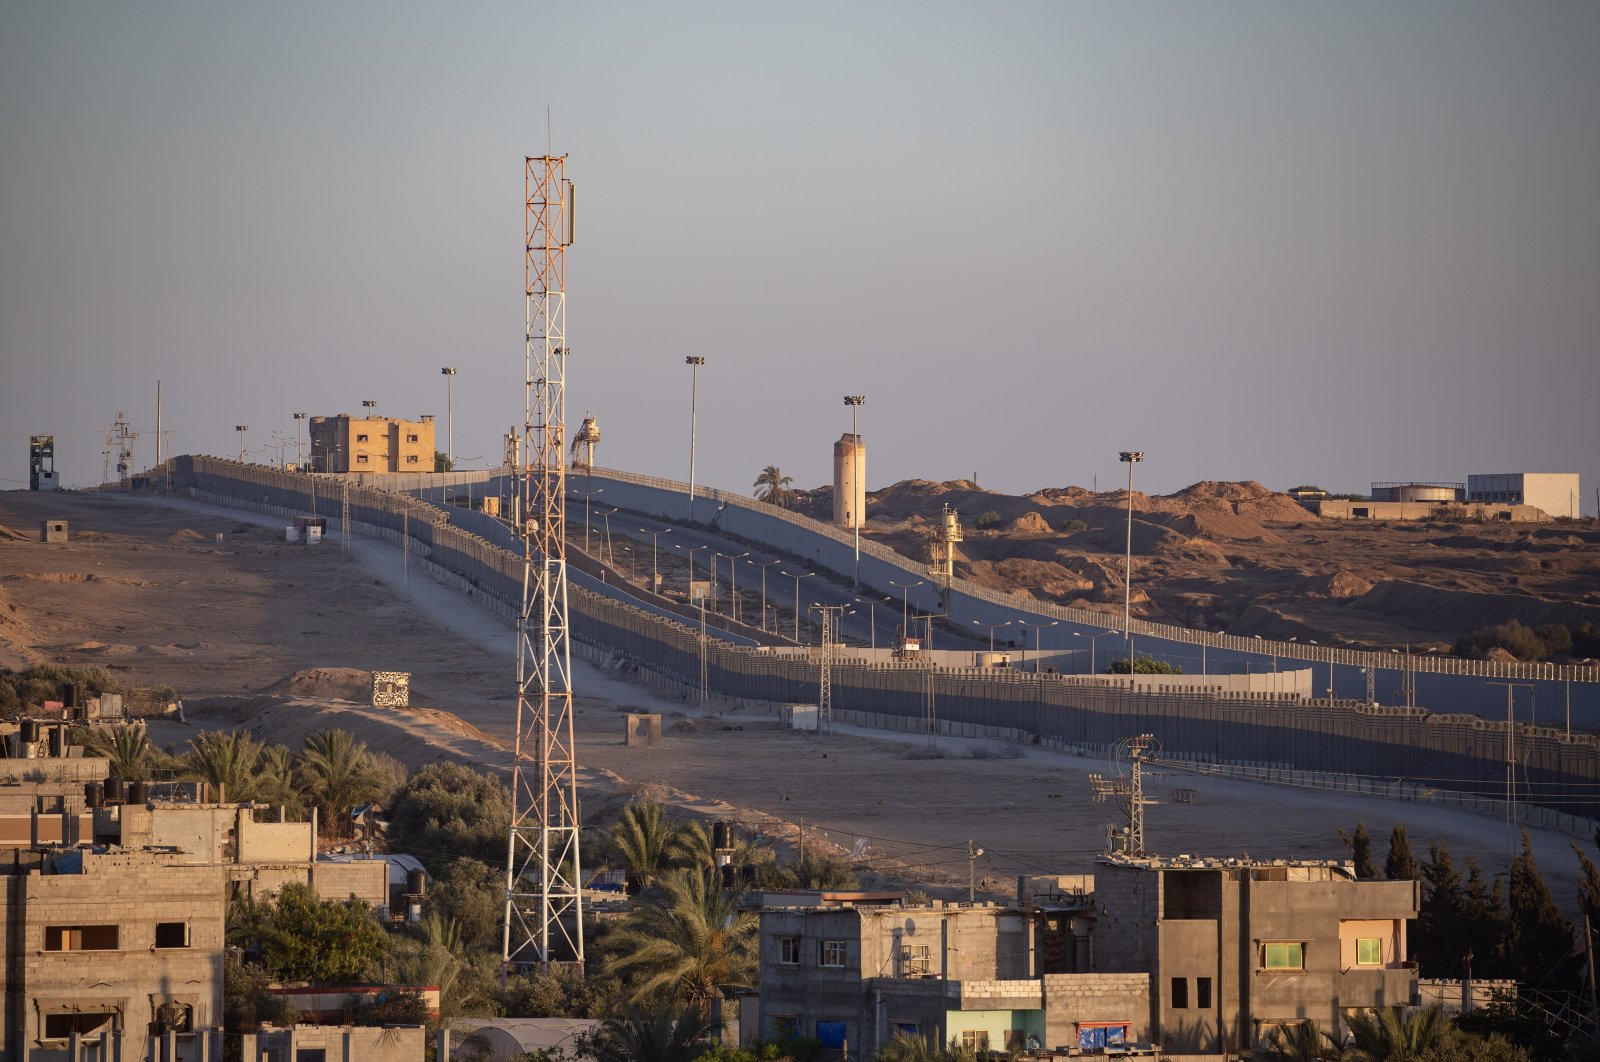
left=503, top=154, right=584, bottom=974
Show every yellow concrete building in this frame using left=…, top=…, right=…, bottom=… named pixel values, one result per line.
left=308, top=414, right=436, bottom=473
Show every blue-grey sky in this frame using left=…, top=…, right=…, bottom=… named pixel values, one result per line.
left=3, top=3, right=1597, bottom=512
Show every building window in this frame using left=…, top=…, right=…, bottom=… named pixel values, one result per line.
left=43, top=1013, right=115, bottom=1040
left=891, top=1021, right=921, bottom=1038
left=1197, top=976, right=1213, bottom=1009
left=817, top=1021, right=847, bottom=1050
left=1356, top=938, right=1383, bottom=965
left=818, top=939, right=847, bottom=967
left=155, top=922, right=189, bottom=949
left=773, top=1016, right=800, bottom=1040
left=356, top=433, right=369, bottom=442
left=356, top=454, right=369, bottom=464
left=1262, top=942, right=1305, bottom=970
left=960, top=1031, right=989, bottom=1053
left=44, top=925, right=118, bottom=951
left=1171, top=976, right=1188, bottom=1008
left=778, top=936, right=801, bottom=965
left=407, top=434, right=419, bottom=443
left=406, top=454, right=420, bottom=464
left=296, top=1051, right=327, bottom=1062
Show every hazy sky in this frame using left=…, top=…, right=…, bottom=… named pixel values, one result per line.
left=3, top=3, right=1597, bottom=512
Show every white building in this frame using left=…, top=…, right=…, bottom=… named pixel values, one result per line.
left=1467, top=473, right=1580, bottom=518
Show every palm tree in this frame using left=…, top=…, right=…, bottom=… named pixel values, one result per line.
left=183, top=729, right=262, bottom=802
left=79, top=723, right=158, bottom=782
left=1344, top=1005, right=1448, bottom=1061
left=606, top=868, right=758, bottom=1015
left=583, top=1003, right=722, bottom=1062
left=295, top=729, right=384, bottom=837
left=608, top=801, right=684, bottom=891
left=1268, top=1020, right=1339, bottom=1060
left=252, top=744, right=307, bottom=820
left=752, top=465, right=794, bottom=509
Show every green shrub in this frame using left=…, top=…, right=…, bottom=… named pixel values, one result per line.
left=1105, top=655, right=1182, bottom=675
left=974, top=511, right=1002, bottom=530
left=1061, top=519, right=1088, bottom=532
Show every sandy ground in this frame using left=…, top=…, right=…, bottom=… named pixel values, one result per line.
left=1, top=489, right=1592, bottom=907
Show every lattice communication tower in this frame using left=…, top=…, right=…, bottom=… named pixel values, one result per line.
left=503, top=154, right=584, bottom=974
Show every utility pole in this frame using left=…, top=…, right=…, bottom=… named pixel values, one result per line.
left=967, top=839, right=983, bottom=902
left=440, top=367, right=458, bottom=467
left=1118, top=451, right=1144, bottom=646
left=1488, top=681, right=1533, bottom=846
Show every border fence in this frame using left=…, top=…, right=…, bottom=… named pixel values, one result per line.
left=173, top=456, right=1600, bottom=828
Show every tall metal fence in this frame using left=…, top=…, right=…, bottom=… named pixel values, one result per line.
left=173, top=457, right=1600, bottom=823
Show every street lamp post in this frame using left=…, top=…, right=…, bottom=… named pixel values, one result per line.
left=235, top=425, right=249, bottom=463
left=972, top=619, right=1013, bottom=655
left=1017, top=619, right=1059, bottom=672
left=440, top=367, right=458, bottom=467
left=362, top=399, right=378, bottom=418
left=1119, top=451, right=1144, bottom=645
left=1074, top=629, right=1122, bottom=675
left=639, top=527, right=673, bottom=593
left=720, top=552, right=749, bottom=621
left=685, top=356, right=705, bottom=522
left=676, top=543, right=708, bottom=598
left=889, top=579, right=925, bottom=641
left=748, top=558, right=782, bottom=633
left=293, top=412, right=307, bottom=469
left=844, top=394, right=866, bottom=587
left=780, top=570, right=813, bottom=643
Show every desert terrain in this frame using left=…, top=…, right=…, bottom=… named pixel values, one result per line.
left=0, top=487, right=1592, bottom=909
left=785, top=479, right=1600, bottom=650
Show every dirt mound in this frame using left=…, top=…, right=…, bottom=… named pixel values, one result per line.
left=0, top=521, right=29, bottom=542
left=1311, top=571, right=1375, bottom=599
left=262, top=667, right=373, bottom=702
left=670, top=717, right=701, bottom=733
left=1157, top=481, right=1313, bottom=522
left=1004, top=512, right=1051, bottom=534
left=168, top=529, right=209, bottom=543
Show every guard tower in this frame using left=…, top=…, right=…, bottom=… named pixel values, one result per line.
left=29, top=436, right=59, bottom=491
left=928, top=504, right=963, bottom=599
left=571, top=413, right=601, bottom=470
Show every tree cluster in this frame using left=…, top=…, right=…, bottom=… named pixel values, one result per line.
left=1343, top=820, right=1590, bottom=996
left=1104, top=655, right=1182, bottom=675
left=1451, top=618, right=1600, bottom=662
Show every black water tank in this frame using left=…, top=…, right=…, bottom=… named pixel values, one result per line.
left=19, top=719, right=39, bottom=743
left=84, top=781, right=104, bottom=809
left=720, top=864, right=736, bottom=890
left=712, top=821, right=731, bottom=849
left=105, top=778, right=125, bottom=803
left=128, top=780, right=150, bottom=805
left=740, top=864, right=758, bottom=886
left=406, top=867, right=426, bottom=896
left=65, top=682, right=80, bottom=708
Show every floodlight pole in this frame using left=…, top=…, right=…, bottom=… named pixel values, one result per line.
left=1119, top=451, right=1144, bottom=643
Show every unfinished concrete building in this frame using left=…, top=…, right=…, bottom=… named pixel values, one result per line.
left=1, top=847, right=227, bottom=1060
left=755, top=857, right=1418, bottom=1059
left=307, top=413, right=436, bottom=473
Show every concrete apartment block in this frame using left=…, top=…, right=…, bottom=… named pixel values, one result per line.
left=1, top=849, right=226, bottom=1059
left=1094, top=857, right=1417, bottom=1055
left=759, top=903, right=1033, bottom=1058
left=757, top=858, right=1418, bottom=1059
left=308, top=414, right=437, bottom=474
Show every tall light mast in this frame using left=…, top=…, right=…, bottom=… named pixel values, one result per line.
left=503, top=153, right=584, bottom=975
